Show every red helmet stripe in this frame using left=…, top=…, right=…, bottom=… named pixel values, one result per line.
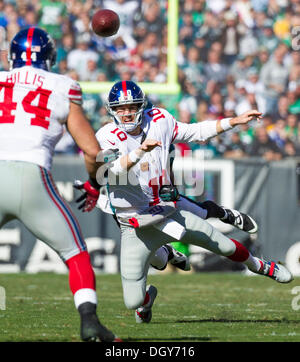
left=25, top=27, right=35, bottom=66
left=121, top=81, right=127, bottom=96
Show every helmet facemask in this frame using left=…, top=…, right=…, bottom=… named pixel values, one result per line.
left=106, top=80, right=147, bottom=132
left=106, top=81, right=147, bottom=133
left=107, top=101, right=146, bottom=133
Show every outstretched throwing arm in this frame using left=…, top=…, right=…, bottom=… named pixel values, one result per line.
left=174, top=109, right=262, bottom=144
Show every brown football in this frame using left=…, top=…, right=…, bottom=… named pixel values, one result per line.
left=91, top=9, right=120, bottom=37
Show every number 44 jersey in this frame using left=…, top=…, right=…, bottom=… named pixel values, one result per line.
left=0, top=66, right=82, bottom=170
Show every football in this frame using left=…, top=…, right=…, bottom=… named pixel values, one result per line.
left=91, top=9, right=120, bottom=37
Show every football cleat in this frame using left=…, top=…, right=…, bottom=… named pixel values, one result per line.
left=135, top=285, right=157, bottom=324
left=221, top=208, right=258, bottom=234
left=164, top=244, right=191, bottom=271
left=78, top=302, right=122, bottom=342
left=252, top=260, right=293, bottom=283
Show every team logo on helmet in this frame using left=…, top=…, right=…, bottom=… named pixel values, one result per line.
left=118, top=90, right=133, bottom=102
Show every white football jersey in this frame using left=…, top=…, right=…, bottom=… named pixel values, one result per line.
left=96, top=106, right=219, bottom=218
left=0, top=66, right=82, bottom=170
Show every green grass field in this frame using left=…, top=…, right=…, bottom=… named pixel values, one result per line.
left=0, top=272, right=299, bottom=342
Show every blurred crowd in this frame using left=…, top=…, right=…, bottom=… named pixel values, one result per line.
left=175, top=0, right=300, bottom=161
left=0, top=0, right=299, bottom=161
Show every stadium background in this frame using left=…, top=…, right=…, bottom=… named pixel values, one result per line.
left=0, top=0, right=300, bottom=276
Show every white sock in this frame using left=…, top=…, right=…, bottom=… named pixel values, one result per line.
left=150, top=246, right=168, bottom=270
left=74, top=288, right=97, bottom=309
left=243, top=255, right=263, bottom=272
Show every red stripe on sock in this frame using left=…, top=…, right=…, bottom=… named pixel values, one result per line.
left=66, top=251, right=96, bottom=294
left=227, top=239, right=250, bottom=262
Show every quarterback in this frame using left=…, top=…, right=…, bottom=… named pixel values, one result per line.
left=93, top=80, right=293, bottom=323
left=0, top=27, right=120, bottom=342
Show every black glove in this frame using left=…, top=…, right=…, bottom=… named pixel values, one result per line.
left=73, top=178, right=100, bottom=212
left=159, top=185, right=180, bottom=202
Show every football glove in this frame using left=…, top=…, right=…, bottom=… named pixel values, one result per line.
left=159, top=185, right=180, bottom=202
left=73, top=178, right=100, bottom=212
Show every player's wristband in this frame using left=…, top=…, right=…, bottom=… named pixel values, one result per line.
left=220, top=118, right=233, bottom=131
left=128, top=149, right=143, bottom=163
